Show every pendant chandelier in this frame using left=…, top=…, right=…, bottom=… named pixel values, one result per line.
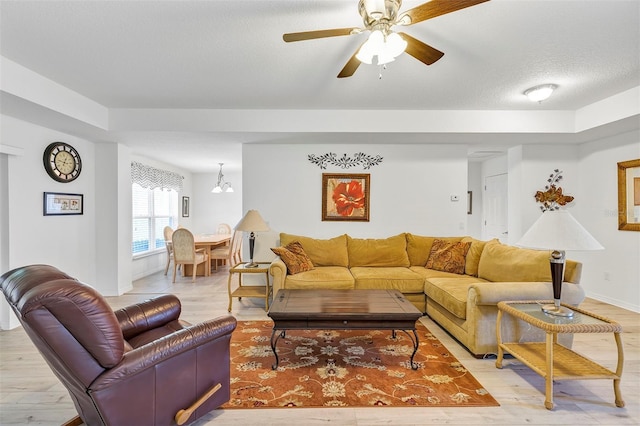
left=211, top=163, right=233, bottom=193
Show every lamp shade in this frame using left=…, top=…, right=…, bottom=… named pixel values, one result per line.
left=234, top=210, right=270, bottom=232
left=516, top=210, right=603, bottom=251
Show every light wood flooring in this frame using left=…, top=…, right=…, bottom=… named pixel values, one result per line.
left=1, top=268, right=638, bottom=425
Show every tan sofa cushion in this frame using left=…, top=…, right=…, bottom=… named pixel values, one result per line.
left=424, top=276, right=489, bottom=320
left=280, top=233, right=348, bottom=267
left=410, top=266, right=465, bottom=280
left=406, top=234, right=463, bottom=267
left=425, top=239, right=471, bottom=274
left=350, top=267, right=424, bottom=293
left=477, top=241, right=553, bottom=282
left=283, top=266, right=354, bottom=289
left=347, top=234, right=410, bottom=267
left=461, top=237, right=496, bottom=277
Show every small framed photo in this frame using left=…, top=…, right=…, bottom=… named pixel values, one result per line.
left=322, top=173, right=370, bottom=222
left=182, top=196, right=190, bottom=217
left=43, top=192, right=83, bottom=216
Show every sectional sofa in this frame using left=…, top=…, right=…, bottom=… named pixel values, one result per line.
left=269, top=233, right=584, bottom=356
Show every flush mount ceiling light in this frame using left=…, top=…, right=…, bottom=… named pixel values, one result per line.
left=524, top=84, right=558, bottom=103
left=211, top=163, right=233, bottom=193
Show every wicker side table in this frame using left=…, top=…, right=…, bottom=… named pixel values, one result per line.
left=227, top=262, right=272, bottom=312
left=496, top=300, right=624, bottom=410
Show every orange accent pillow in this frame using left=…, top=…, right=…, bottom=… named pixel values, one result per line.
left=425, top=239, right=472, bottom=274
left=271, top=241, right=314, bottom=275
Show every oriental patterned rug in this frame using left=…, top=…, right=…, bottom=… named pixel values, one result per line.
left=223, top=320, right=499, bottom=409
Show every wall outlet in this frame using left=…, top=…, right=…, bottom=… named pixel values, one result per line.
left=604, top=272, right=611, bottom=281
left=450, top=194, right=459, bottom=201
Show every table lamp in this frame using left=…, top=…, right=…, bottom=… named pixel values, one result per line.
left=517, top=210, right=603, bottom=317
left=234, top=210, right=270, bottom=268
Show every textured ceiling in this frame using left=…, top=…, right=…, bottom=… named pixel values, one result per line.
left=1, top=0, right=639, bottom=171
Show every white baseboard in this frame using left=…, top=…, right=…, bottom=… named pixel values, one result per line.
left=587, top=291, right=640, bottom=313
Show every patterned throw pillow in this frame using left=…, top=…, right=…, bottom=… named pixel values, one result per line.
left=425, top=239, right=472, bottom=274
left=271, top=241, right=314, bottom=275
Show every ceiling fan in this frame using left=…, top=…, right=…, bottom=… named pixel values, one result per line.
left=283, top=0, right=490, bottom=78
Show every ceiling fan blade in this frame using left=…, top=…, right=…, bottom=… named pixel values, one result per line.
left=399, top=32, right=444, bottom=66
left=400, top=0, right=489, bottom=26
left=337, top=50, right=362, bottom=78
left=283, top=28, right=357, bottom=42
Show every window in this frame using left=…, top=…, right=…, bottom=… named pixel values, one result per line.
left=132, top=184, right=179, bottom=255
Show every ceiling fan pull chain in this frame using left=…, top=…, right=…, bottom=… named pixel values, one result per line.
left=379, top=64, right=387, bottom=80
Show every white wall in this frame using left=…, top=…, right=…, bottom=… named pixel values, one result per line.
left=95, top=143, right=133, bottom=295
left=1, top=116, right=97, bottom=281
left=1, top=116, right=98, bottom=329
left=504, top=137, right=639, bottom=312
left=242, top=143, right=470, bottom=263
left=576, top=130, right=640, bottom=312
left=509, top=144, right=579, bottom=244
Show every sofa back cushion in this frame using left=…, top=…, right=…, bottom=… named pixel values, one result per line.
left=477, top=241, right=582, bottom=283
left=461, top=237, right=496, bottom=277
left=406, top=234, right=463, bottom=266
left=347, top=234, right=410, bottom=267
left=280, top=233, right=349, bottom=267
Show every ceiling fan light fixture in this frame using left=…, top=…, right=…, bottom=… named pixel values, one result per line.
left=355, top=49, right=374, bottom=64
left=377, top=52, right=395, bottom=65
left=360, top=0, right=401, bottom=25
left=524, top=84, right=557, bottom=103
left=386, top=31, right=407, bottom=57
left=397, top=13, right=411, bottom=26
left=356, top=29, right=406, bottom=65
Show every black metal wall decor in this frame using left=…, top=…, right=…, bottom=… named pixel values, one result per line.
left=308, top=152, right=383, bottom=170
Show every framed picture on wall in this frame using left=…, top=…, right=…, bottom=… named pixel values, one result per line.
left=182, top=196, right=190, bottom=217
left=322, top=173, right=370, bottom=221
left=43, top=192, right=83, bottom=216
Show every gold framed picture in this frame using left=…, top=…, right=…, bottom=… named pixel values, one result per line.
left=322, top=173, right=370, bottom=222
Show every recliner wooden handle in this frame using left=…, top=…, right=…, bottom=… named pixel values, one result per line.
left=174, top=383, right=222, bottom=425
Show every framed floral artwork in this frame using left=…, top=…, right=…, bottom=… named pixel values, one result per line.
left=43, top=192, right=83, bottom=216
left=322, top=173, right=370, bottom=221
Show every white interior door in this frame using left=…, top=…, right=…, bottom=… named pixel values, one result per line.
left=483, top=173, right=508, bottom=242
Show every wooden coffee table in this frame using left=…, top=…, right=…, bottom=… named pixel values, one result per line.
left=267, top=289, right=423, bottom=370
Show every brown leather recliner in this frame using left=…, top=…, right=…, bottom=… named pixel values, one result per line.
left=0, top=264, right=237, bottom=426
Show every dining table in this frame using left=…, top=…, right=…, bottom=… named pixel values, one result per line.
left=182, top=233, right=231, bottom=277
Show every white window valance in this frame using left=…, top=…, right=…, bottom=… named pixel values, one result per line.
left=131, top=161, right=183, bottom=192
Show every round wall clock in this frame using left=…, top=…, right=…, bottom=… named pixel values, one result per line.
left=43, top=142, right=82, bottom=183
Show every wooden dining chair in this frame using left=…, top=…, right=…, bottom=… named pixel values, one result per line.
left=210, top=230, right=243, bottom=271
left=216, top=223, right=232, bottom=234
left=171, top=228, right=210, bottom=282
left=163, top=225, right=175, bottom=276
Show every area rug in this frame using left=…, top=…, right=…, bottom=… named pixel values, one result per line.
left=223, top=320, right=499, bottom=409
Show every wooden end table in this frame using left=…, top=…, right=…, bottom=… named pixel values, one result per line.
left=227, top=262, right=272, bottom=312
left=496, top=300, right=624, bottom=410
left=267, top=289, right=423, bottom=370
